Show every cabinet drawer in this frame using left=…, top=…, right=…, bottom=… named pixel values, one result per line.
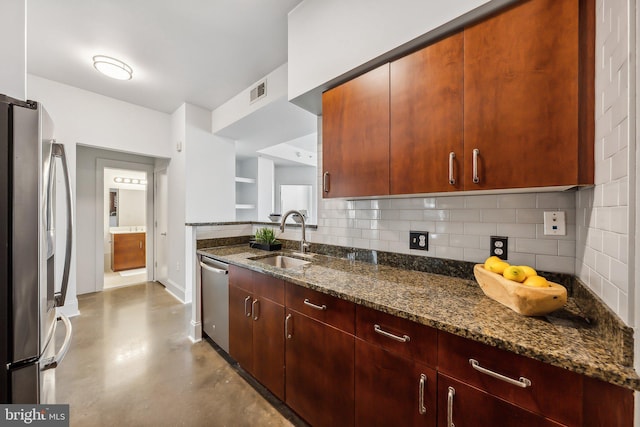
left=253, top=271, right=284, bottom=304
left=229, top=265, right=253, bottom=292
left=438, top=331, right=582, bottom=426
left=356, top=305, right=437, bottom=367
left=285, top=282, right=355, bottom=334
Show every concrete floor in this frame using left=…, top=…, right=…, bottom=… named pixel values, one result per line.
left=55, top=282, right=297, bottom=427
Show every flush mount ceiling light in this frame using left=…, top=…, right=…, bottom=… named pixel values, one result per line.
left=93, top=55, right=133, bottom=80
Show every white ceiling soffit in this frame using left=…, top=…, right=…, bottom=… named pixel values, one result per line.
left=257, top=133, right=317, bottom=167
left=26, top=0, right=302, bottom=113
left=220, top=97, right=318, bottom=159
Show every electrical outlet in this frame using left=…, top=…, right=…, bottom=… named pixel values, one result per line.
left=490, top=236, right=508, bottom=260
left=543, top=211, right=566, bottom=235
left=410, top=231, right=429, bottom=251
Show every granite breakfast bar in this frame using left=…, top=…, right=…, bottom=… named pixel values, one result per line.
left=198, top=244, right=639, bottom=391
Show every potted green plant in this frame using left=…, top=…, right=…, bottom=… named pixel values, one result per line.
left=249, top=227, right=282, bottom=251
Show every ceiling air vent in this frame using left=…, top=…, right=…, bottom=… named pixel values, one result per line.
left=249, top=80, right=267, bottom=104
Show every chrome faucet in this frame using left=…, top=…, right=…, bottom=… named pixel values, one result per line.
left=280, top=210, right=310, bottom=253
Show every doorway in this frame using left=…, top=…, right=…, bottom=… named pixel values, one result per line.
left=103, top=168, right=148, bottom=289
left=95, top=158, right=155, bottom=292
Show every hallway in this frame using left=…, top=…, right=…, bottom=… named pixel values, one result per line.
left=55, top=282, right=295, bottom=426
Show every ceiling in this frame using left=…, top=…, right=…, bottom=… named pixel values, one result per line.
left=26, top=0, right=303, bottom=114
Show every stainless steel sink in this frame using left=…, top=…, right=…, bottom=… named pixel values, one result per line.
left=252, top=255, right=311, bottom=268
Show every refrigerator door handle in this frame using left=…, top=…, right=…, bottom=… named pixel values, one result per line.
left=52, top=142, right=73, bottom=307
left=40, top=314, right=72, bottom=371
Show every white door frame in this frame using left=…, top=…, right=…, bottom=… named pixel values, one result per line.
left=153, top=167, right=169, bottom=287
left=95, top=159, right=155, bottom=291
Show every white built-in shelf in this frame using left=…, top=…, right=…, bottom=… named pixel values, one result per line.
left=235, top=177, right=256, bottom=184
left=235, top=204, right=256, bottom=210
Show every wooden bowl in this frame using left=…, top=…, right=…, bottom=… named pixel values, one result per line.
left=473, top=264, right=567, bottom=316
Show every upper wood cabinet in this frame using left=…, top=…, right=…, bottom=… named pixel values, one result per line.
left=390, top=32, right=464, bottom=194
left=322, top=64, right=390, bottom=198
left=463, top=0, right=591, bottom=190
left=321, top=0, right=594, bottom=198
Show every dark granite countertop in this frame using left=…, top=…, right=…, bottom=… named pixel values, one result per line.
left=198, top=245, right=640, bottom=390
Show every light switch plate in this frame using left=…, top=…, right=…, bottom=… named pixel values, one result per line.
left=543, top=211, right=566, bottom=235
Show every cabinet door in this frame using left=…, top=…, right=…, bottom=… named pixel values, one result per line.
left=285, top=310, right=354, bottom=426
left=463, top=0, right=580, bottom=189
left=322, top=64, right=390, bottom=198
left=252, top=298, right=285, bottom=401
left=438, top=375, right=563, bottom=427
left=228, top=284, right=253, bottom=373
left=355, top=339, right=436, bottom=427
left=112, top=233, right=145, bottom=271
left=390, top=32, right=464, bottom=194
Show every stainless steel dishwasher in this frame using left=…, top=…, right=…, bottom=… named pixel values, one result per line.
left=199, top=255, right=229, bottom=353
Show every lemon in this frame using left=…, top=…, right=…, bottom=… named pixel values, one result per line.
left=484, top=256, right=502, bottom=270
left=503, top=266, right=527, bottom=282
left=523, top=276, right=550, bottom=288
left=487, top=260, right=510, bottom=274
left=518, top=265, right=537, bottom=278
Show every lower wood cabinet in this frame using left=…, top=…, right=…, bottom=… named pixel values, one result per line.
left=111, top=232, right=145, bottom=271
left=228, top=266, right=285, bottom=400
left=284, top=283, right=355, bottom=427
left=437, top=374, right=564, bottom=427
left=355, top=339, right=436, bottom=427
left=224, top=267, right=633, bottom=427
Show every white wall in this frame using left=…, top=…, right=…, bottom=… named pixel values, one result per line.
left=0, top=0, right=25, bottom=100
left=287, top=0, right=517, bottom=112
left=257, top=157, right=275, bottom=221
left=211, top=63, right=288, bottom=133
left=27, top=75, right=171, bottom=315
left=185, top=104, right=235, bottom=223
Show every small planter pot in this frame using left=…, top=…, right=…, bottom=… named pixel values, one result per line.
left=249, top=241, right=282, bottom=251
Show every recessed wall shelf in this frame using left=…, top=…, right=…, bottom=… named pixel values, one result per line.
left=235, top=177, right=256, bottom=184
left=235, top=204, right=256, bottom=210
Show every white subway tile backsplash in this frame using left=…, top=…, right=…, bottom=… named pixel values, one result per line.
left=601, top=280, right=619, bottom=313
left=601, top=231, right=619, bottom=258
left=610, top=258, right=628, bottom=292
left=410, top=221, right=436, bottom=232
left=465, top=195, right=498, bottom=209
left=463, top=248, right=487, bottom=263
left=496, top=223, right=537, bottom=238
left=535, top=255, right=574, bottom=274
left=497, top=193, right=537, bottom=208
left=559, top=241, right=576, bottom=257
left=516, top=209, right=544, bottom=224
left=515, top=238, right=558, bottom=255
left=450, top=209, right=480, bottom=222
left=436, top=222, right=464, bottom=234
left=480, top=208, right=516, bottom=223
left=450, top=234, right=480, bottom=249
left=435, top=246, right=464, bottom=260
left=423, top=209, right=450, bottom=221
left=506, top=252, right=536, bottom=267
left=463, top=222, right=497, bottom=236
left=436, top=197, right=466, bottom=209
left=595, top=252, right=610, bottom=279
left=380, top=230, right=401, bottom=242
left=429, top=233, right=450, bottom=247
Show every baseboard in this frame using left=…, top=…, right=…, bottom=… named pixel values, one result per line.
left=57, top=299, right=80, bottom=318
left=188, top=320, right=202, bottom=343
left=162, top=279, right=186, bottom=303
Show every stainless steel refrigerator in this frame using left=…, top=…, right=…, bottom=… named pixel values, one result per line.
left=0, top=94, right=73, bottom=403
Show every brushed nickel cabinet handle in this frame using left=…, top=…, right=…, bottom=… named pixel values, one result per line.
left=374, top=324, right=410, bottom=342
left=285, top=314, right=293, bottom=339
left=448, top=152, right=456, bottom=185
left=418, top=373, right=427, bottom=415
left=252, top=299, right=259, bottom=321
left=244, top=296, right=252, bottom=317
left=447, top=386, right=455, bottom=427
left=472, top=148, right=480, bottom=184
left=303, top=298, right=327, bottom=311
left=139, top=241, right=142, bottom=249
left=323, top=171, right=330, bottom=193
left=469, top=358, right=532, bottom=388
